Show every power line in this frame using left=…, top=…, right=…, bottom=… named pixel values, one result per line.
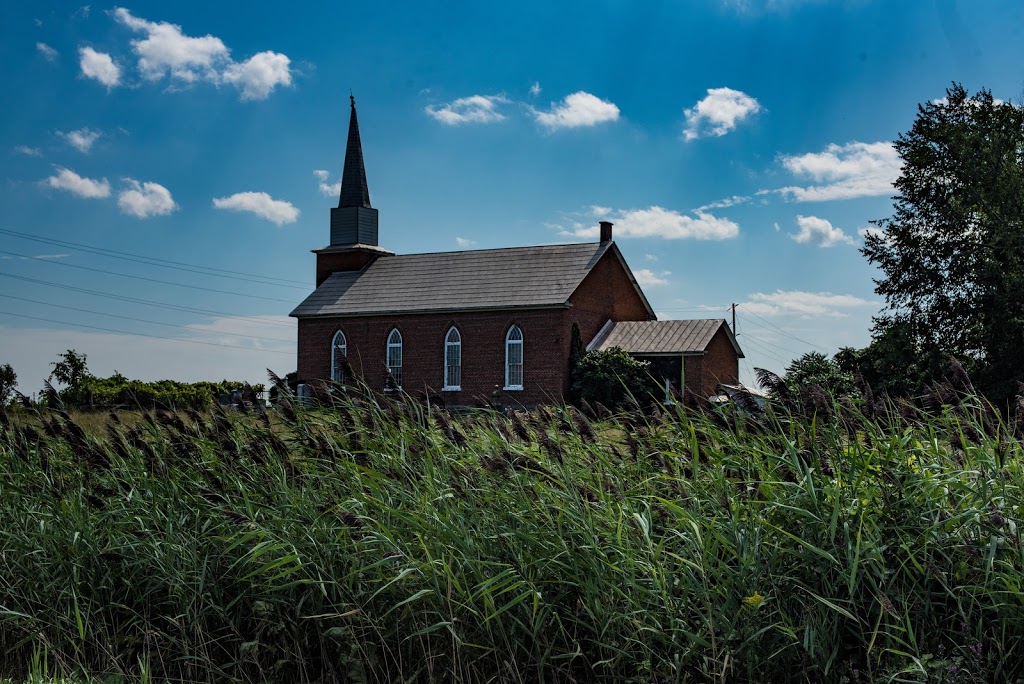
left=735, top=306, right=832, bottom=353
left=0, top=249, right=297, bottom=303
left=0, top=271, right=295, bottom=328
left=0, top=227, right=308, bottom=287
left=735, top=334, right=789, bottom=365
left=0, top=293, right=295, bottom=344
left=733, top=319, right=813, bottom=357
left=0, top=310, right=293, bottom=355
left=656, top=305, right=730, bottom=313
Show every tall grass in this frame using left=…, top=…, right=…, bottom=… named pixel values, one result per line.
left=0, top=390, right=1022, bottom=682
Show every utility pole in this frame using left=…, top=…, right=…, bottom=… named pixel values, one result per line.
left=731, top=303, right=738, bottom=336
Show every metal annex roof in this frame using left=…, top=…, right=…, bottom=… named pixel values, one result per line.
left=291, top=241, right=652, bottom=318
left=587, top=319, right=744, bottom=357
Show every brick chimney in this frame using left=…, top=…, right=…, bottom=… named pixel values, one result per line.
left=599, top=220, right=613, bottom=243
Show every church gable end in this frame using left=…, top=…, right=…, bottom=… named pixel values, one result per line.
left=567, top=243, right=654, bottom=347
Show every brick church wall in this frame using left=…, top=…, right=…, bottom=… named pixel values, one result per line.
left=298, top=308, right=572, bottom=406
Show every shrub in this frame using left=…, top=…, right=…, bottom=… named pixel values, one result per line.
left=571, top=347, right=656, bottom=411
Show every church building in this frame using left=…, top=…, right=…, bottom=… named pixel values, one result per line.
left=290, top=99, right=744, bottom=405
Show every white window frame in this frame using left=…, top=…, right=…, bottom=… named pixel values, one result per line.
left=386, top=328, right=403, bottom=390
left=504, top=325, right=523, bottom=391
left=443, top=326, right=462, bottom=390
left=330, top=330, right=347, bottom=383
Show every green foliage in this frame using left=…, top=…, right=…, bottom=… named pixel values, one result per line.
left=63, top=375, right=262, bottom=410
left=570, top=347, right=656, bottom=410
left=784, top=351, right=855, bottom=396
left=1, top=393, right=1023, bottom=682
left=864, top=83, right=1024, bottom=403
left=0, top=364, right=15, bottom=405
left=40, top=349, right=262, bottom=410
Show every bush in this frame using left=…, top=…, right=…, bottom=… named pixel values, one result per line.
left=571, top=347, right=656, bottom=411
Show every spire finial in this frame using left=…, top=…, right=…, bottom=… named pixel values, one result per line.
left=349, top=90, right=355, bottom=108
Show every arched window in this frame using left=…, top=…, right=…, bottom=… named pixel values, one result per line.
left=504, top=325, right=523, bottom=390
left=386, top=328, right=403, bottom=389
left=443, top=327, right=462, bottom=390
left=330, top=330, right=347, bottom=382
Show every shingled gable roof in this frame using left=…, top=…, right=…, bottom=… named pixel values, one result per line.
left=290, top=241, right=655, bottom=318
left=587, top=319, right=745, bottom=358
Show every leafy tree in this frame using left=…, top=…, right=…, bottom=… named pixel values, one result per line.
left=0, top=363, right=16, bottom=405
left=48, top=349, right=91, bottom=389
left=571, top=347, right=656, bottom=411
left=784, top=351, right=855, bottom=397
left=863, top=83, right=1024, bottom=403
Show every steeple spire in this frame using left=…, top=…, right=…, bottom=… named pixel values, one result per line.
left=328, top=95, right=380, bottom=249
left=339, top=95, right=371, bottom=209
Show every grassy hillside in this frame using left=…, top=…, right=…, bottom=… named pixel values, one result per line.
left=1, top=391, right=1021, bottom=682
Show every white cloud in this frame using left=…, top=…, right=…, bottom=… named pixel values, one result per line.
left=113, top=7, right=228, bottom=82
left=57, top=127, right=101, bottom=153
left=36, top=42, right=59, bottom=61
left=313, top=169, right=340, bottom=197
left=425, top=95, right=508, bottom=125
left=529, top=81, right=541, bottom=96
left=790, top=215, right=855, bottom=247
left=455, top=237, right=477, bottom=248
left=534, top=91, right=620, bottom=129
left=772, top=141, right=900, bottom=201
left=697, top=194, right=752, bottom=211
left=740, top=290, right=873, bottom=318
left=118, top=179, right=177, bottom=218
left=773, top=222, right=781, bottom=232
left=563, top=205, right=739, bottom=241
left=111, top=8, right=293, bottom=100
left=683, top=87, right=761, bottom=141
left=644, top=253, right=658, bottom=262
left=222, top=51, right=292, bottom=100
left=213, top=191, right=299, bottom=225
left=591, top=205, right=611, bottom=217
left=15, top=145, right=42, bottom=157
left=44, top=167, right=111, bottom=198
left=79, top=46, right=121, bottom=87
left=634, top=268, right=671, bottom=287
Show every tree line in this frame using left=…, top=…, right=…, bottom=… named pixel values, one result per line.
left=0, top=349, right=262, bottom=411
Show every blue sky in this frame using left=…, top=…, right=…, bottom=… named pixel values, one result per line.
left=1, top=0, right=1022, bottom=394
